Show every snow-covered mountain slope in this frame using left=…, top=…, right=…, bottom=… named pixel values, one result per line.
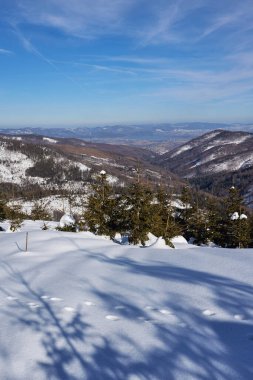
left=0, top=134, right=179, bottom=194
left=158, top=129, right=253, bottom=204
left=0, top=223, right=253, bottom=380
left=160, top=129, right=253, bottom=178
left=0, top=144, right=34, bottom=184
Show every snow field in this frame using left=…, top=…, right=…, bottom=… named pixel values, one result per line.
left=0, top=223, right=253, bottom=379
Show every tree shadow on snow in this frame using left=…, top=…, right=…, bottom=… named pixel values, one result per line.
left=0, top=259, right=253, bottom=380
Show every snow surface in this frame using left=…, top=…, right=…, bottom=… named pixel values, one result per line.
left=0, top=221, right=253, bottom=380
left=0, top=144, right=34, bottom=184
left=170, top=144, right=192, bottom=157
left=43, top=137, right=58, bottom=144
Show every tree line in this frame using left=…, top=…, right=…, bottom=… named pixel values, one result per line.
left=82, top=172, right=252, bottom=248
left=1, top=171, right=252, bottom=248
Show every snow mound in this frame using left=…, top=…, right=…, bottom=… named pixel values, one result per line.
left=148, top=236, right=171, bottom=249
left=59, top=214, right=76, bottom=228
left=145, top=232, right=158, bottom=246
left=171, top=235, right=194, bottom=249
left=145, top=233, right=171, bottom=249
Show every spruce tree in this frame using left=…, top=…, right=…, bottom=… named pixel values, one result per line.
left=205, top=198, right=223, bottom=245
left=84, top=171, right=116, bottom=238
left=5, top=204, right=24, bottom=232
left=151, top=187, right=181, bottom=247
left=31, top=200, right=50, bottom=221
left=221, top=187, right=250, bottom=248
left=178, top=186, right=194, bottom=240
left=125, top=182, right=153, bottom=245
left=0, top=198, right=7, bottom=222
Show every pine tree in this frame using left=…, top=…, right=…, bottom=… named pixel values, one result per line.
left=125, top=182, right=153, bottom=245
left=151, top=187, right=181, bottom=247
left=0, top=197, right=7, bottom=222
left=205, top=198, right=223, bottom=245
left=31, top=199, right=50, bottom=221
left=221, top=187, right=250, bottom=248
left=178, top=186, right=194, bottom=240
left=84, top=171, right=116, bottom=238
left=5, top=204, right=24, bottom=232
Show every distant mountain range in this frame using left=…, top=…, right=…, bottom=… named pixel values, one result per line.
left=1, top=122, right=253, bottom=149
left=158, top=129, right=253, bottom=205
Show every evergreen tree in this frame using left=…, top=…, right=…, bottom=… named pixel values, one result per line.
left=178, top=186, right=194, bottom=240
left=0, top=197, right=7, bottom=221
left=84, top=171, right=116, bottom=238
left=187, top=205, right=215, bottom=245
left=151, top=187, right=181, bottom=247
left=5, top=204, right=24, bottom=232
left=221, top=187, right=250, bottom=248
left=107, top=193, right=128, bottom=235
left=30, top=199, right=51, bottom=221
left=205, top=198, right=223, bottom=245
left=125, top=182, right=153, bottom=245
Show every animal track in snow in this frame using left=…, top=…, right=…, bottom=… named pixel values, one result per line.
left=6, top=296, right=17, bottom=301
left=202, top=309, right=215, bottom=317
left=144, top=305, right=156, bottom=311
left=50, top=297, right=63, bottom=302
left=105, top=314, right=120, bottom=321
left=84, top=301, right=95, bottom=306
left=27, top=302, right=41, bottom=309
left=63, top=306, right=75, bottom=312
left=159, top=309, right=172, bottom=315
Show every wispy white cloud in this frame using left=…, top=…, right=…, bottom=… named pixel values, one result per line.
left=6, top=0, right=253, bottom=48
left=14, top=0, right=135, bottom=39
left=12, top=25, right=59, bottom=69
left=0, top=48, right=12, bottom=55
left=80, top=63, right=136, bottom=76
left=200, top=13, right=241, bottom=39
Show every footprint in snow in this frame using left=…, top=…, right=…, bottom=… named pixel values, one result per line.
left=40, top=295, right=50, bottom=300
left=50, top=297, right=63, bottom=302
left=84, top=301, right=95, bottom=306
left=6, top=296, right=17, bottom=301
left=105, top=315, right=120, bottom=321
left=159, top=309, right=172, bottom=315
left=27, top=302, right=41, bottom=309
left=63, top=306, right=75, bottom=312
left=202, top=309, right=216, bottom=317
left=144, top=305, right=156, bottom=311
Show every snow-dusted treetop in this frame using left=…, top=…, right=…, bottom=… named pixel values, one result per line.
left=230, top=212, right=247, bottom=220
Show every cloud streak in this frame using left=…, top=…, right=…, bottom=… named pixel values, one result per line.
left=5, top=0, right=253, bottom=47
left=0, top=48, right=12, bottom=55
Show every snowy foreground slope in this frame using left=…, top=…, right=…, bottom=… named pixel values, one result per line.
left=0, top=224, right=253, bottom=380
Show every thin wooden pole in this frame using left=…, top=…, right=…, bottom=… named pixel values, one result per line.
left=25, top=232, right=28, bottom=252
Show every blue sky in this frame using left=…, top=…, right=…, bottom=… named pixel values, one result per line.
left=1, top=0, right=253, bottom=127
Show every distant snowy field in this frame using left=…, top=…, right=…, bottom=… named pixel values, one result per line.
left=0, top=222, right=253, bottom=380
